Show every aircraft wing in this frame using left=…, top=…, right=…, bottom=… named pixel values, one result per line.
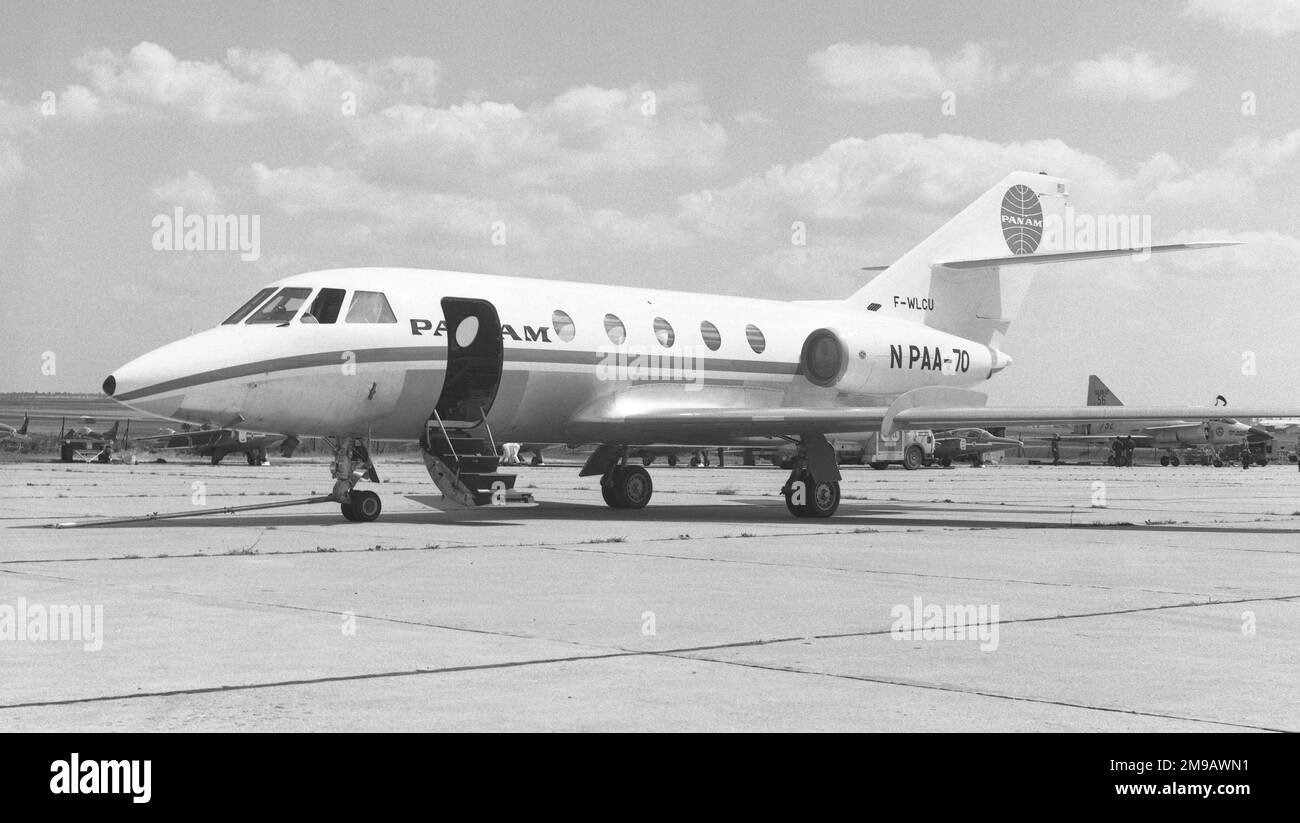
left=565, top=389, right=1300, bottom=445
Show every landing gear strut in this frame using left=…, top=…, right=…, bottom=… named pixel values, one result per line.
left=329, top=436, right=382, bottom=522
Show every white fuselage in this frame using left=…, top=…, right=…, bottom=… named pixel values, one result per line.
left=106, top=268, right=1007, bottom=443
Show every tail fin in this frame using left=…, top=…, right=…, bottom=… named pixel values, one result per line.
left=18, top=414, right=28, bottom=436
left=1086, top=375, right=1123, bottom=406
left=849, top=171, right=1070, bottom=347
left=106, top=421, right=120, bottom=440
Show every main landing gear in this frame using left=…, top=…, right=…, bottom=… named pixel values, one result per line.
left=583, top=445, right=655, bottom=509
left=586, top=435, right=842, bottom=518
left=780, top=435, right=841, bottom=518
left=329, top=436, right=382, bottom=522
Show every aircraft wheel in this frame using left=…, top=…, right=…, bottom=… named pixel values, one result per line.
left=1160, top=455, right=1170, bottom=467
left=1171, top=456, right=1180, bottom=467
left=869, top=462, right=889, bottom=471
left=606, top=466, right=652, bottom=509
left=341, top=501, right=360, bottom=522
left=530, top=452, right=544, bottom=466
left=667, top=455, right=678, bottom=467
left=641, top=452, right=654, bottom=467
left=902, top=445, right=923, bottom=470
left=784, top=474, right=840, bottom=518
left=346, top=490, right=382, bottom=522
left=940, top=457, right=952, bottom=468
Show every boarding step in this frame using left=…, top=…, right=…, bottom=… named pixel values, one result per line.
left=436, top=454, right=500, bottom=474
left=426, top=435, right=488, bottom=457
left=420, top=448, right=536, bottom=509
left=457, top=472, right=517, bottom=491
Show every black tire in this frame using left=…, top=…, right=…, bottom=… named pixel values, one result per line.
left=1171, top=456, right=1180, bottom=467
left=903, top=445, right=923, bottom=470
left=349, top=490, right=382, bottom=522
left=530, top=452, right=543, bottom=466
left=783, top=473, right=840, bottom=518
left=340, top=501, right=360, bottom=522
left=1213, top=459, right=1223, bottom=468
left=667, top=455, right=678, bottom=467
left=601, top=481, right=620, bottom=508
left=939, top=457, right=952, bottom=468
left=616, top=465, right=653, bottom=509
left=1160, top=455, right=1170, bottom=466
left=869, top=462, right=889, bottom=471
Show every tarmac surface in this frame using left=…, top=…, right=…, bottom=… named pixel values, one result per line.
left=2, top=457, right=1298, bottom=731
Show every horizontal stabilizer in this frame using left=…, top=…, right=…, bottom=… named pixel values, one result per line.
left=937, top=242, right=1241, bottom=270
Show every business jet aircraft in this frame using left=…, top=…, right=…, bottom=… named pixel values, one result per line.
left=103, top=171, right=1300, bottom=521
left=1033, top=375, right=1272, bottom=466
left=131, top=426, right=296, bottom=465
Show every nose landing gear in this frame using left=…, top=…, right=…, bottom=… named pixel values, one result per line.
left=330, top=437, right=382, bottom=522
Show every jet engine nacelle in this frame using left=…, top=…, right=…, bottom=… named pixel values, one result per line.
left=799, top=326, right=1002, bottom=396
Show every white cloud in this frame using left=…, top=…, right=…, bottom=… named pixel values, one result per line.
left=1219, top=128, right=1300, bottom=176
left=228, top=162, right=689, bottom=253
left=1185, top=0, right=1300, bottom=36
left=150, top=170, right=225, bottom=212
left=808, top=41, right=995, bottom=103
left=675, top=132, right=1265, bottom=244
left=69, top=41, right=440, bottom=123
left=354, top=82, right=727, bottom=187
left=1061, top=52, right=1195, bottom=101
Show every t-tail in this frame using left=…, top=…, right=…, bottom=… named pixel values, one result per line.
left=848, top=171, right=1241, bottom=349
left=18, top=414, right=29, bottom=436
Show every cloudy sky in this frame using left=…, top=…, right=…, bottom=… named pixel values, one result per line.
left=1, top=0, right=1297, bottom=407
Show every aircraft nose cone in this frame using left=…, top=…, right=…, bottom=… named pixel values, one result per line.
left=102, top=375, right=116, bottom=397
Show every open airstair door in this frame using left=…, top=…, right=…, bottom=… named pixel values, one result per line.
left=434, top=297, right=503, bottom=426
left=422, top=297, right=534, bottom=508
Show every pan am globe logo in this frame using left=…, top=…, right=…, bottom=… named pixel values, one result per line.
left=1000, top=184, right=1043, bottom=254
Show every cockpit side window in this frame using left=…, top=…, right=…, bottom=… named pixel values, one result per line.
left=345, top=291, right=397, bottom=323
left=302, top=288, right=346, bottom=324
left=222, top=287, right=276, bottom=325
left=245, top=287, right=313, bottom=324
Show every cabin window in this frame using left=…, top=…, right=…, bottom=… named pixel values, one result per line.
left=552, top=309, right=576, bottom=342
left=653, top=317, right=674, bottom=348
left=345, top=291, right=398, bottom=324
left=222, top=287, right=276, bottom=325
left=746, top=324, right=766, bottom=354
left=302, top=288, right=346, bottom=324
left=246, top=287, right=313, bottom=324
left=604, top=313, right=626, bottom=344
left=700, top=320, right=721, bottom=351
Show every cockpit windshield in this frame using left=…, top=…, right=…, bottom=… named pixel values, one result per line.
left=222, top=287, right=276, bottom=325
left=245, top=287, right=313, bottom=324
left=345, top=291, right=397, bottom=323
